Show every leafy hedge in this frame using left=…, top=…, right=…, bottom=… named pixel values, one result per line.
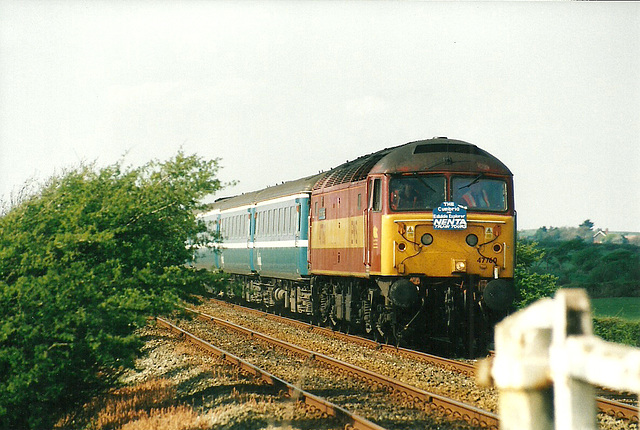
left=592, top=317, right=640, bottom=348
left=519, top=237, right=640, bottom=298
left=514, top=241, right=559, bottom=309
left=0, top=153, right=226, bottom=429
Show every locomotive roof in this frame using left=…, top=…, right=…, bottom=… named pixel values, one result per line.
left=208, top=138, right=511, bottom=209
left=312, top=137, right=511, bottom=191
left=369, top=138, right=512, bottom=176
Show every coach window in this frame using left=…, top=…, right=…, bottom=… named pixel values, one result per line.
left=254, top=214, right=258, bottom=236
left=292, top=206, right=299, bottom=233
left=272, top=209, right=276, bottom=236
left=234, top=216, right=238, bottom=238
left=243, top=214, right=248, bottom=237
left=229, top=216, right=238, bottom=238
left=267, top=210, right=272, bottom=236
left=288, top=206, right=295, bottom=234
left=284, top=208, right=288, bottom=234
left=266, top=211, right=271, bottom=236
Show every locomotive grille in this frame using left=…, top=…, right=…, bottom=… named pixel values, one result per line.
left=313, top=149, right=391, bottom=190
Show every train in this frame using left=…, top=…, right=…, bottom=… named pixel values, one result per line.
left=193, top=137, right=516, bottom=357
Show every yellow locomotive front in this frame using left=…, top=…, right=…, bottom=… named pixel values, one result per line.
left=382, top=174, right=515, bottom=281
left=366, top=140, right=516, bottom=356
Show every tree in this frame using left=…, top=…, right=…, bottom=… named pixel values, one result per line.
left=0, top=152, right=227, bottom=429
left=514, top=241, right=559, bottom=309
left=579, top=219, right=594, bottom=230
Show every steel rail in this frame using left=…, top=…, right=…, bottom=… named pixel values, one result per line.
left=210, top=298, right=477, bottom=378
left=155, top=316, right=386, bottom=430
left=597, top=397, right=639, bottom=423
left=208, top=300, right=639, bottom=423
left=185, top=308, right=500, bottom=429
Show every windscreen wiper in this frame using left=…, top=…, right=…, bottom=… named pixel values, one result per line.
left=458, top=174, right=483, bottom=190
left=417, top=177, right=436, bottom=193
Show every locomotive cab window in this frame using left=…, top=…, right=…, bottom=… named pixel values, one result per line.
left=452, top=176, right=507, bottom=212
left=389, top=176, right=446, bottom=211
left=370, top=178, right=382, bottom=212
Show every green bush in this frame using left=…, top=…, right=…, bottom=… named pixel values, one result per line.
left=514, top=241, right=559, bottom=309
left=518, top=234, right=640, bottom=298
left=0, top=153, right=226, bottom=429
left=592, top=317, right=640, bottom=348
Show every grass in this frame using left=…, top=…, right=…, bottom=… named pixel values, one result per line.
left=56, top=378, right=214, bottom=430
left=591, top=297, right=640, bottom=321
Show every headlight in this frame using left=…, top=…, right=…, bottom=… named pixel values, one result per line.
left=466, top=234, right=478, bottom=247
left=453, top=259, right=467, bottom=272
left=421, top=233, right=433, bottom=246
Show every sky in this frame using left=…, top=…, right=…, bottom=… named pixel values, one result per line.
left=1, top=1, right=638, bottom=232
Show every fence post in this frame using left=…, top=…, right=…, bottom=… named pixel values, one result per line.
left=489, top=298, right=554, bottom=430
left=479, top=288, right=640, bottom=429
left=550, top=289, right=597, bottom=430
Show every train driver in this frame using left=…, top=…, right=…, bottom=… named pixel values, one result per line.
left=460, top=182, right=490, bottom=209
left=390, top=181, right=421, bottom=210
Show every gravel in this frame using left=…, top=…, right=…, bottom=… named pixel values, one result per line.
left=173, top=316, right=466, bottom=429
left=121, top=325, right=345, bottom=430
left=192, top=301, right=499, bottom=412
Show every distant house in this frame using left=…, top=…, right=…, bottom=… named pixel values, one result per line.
left=593, top=229, right=607, bottom=244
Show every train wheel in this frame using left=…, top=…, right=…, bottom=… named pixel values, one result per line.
left=374, top=323, right=394, bottom=345
left=373, top=329, right=384, bottom=344
left=340, top=321, right=351, bottom=335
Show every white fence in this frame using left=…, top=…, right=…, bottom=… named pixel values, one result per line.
left=477, top=289, right=640, bottom=430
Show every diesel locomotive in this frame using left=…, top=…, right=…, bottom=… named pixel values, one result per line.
left=194, top=138, right=516, bottom=356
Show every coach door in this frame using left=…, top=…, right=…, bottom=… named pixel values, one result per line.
left=365, top=177, right=382, bottom=273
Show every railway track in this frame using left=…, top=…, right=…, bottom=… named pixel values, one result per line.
left=155, top=316, right=385, bottom=430
left=210, top=298, right=477, bottom=377
left=200, top=298, right=639, bottom=425
left=597, top=398, right=639, bottom=424
left=180, top=307, right=500, bottom=429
